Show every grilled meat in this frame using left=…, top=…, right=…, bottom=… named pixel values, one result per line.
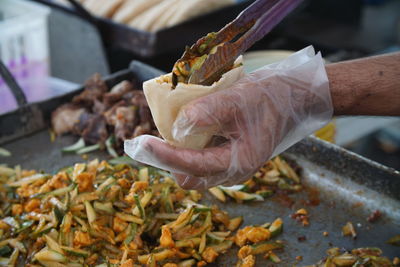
left=51, top=104, right=85, bottom=135
left=51, top=74, right=158, bottom=154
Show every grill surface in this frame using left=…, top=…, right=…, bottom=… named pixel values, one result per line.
left=1, top=61, right=399, bottom=266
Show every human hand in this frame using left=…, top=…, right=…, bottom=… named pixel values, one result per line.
left=125, top=46, right=332, bottom=189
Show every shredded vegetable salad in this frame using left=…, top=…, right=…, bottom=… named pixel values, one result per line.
left=0, top=158, right=287, bottom=267
left=307, top=247, right=398, bottom=267
left=1, top=158, right=396, bottom=266
left=208, top=157, right=302, bottom=203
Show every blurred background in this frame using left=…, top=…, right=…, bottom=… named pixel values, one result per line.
left=1, top=0, right=399, bottom=169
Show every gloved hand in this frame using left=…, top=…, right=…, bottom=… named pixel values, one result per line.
left=125, top=46, right=333, bottom=189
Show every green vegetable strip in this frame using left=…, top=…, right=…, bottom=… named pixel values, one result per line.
left=134, top=194, right=145, bottom=219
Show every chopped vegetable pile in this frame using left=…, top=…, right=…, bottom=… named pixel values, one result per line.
left=307, top=247, right=399, bottom=267
left=235, top=217, right=284, bottom=266
left=1, top=157, right=398, bottom=266
left=208, top=157, right=302, bottom=203
left=0, top=159, right=286, bottom=266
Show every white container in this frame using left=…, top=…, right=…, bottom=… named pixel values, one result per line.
left=0, top=0, right=50, bottom=112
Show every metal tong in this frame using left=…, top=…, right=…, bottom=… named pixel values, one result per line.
left=171, top=0, right=304, bottom=87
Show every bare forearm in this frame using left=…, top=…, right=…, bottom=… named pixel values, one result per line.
left=326, top=52, right=400, bottom=116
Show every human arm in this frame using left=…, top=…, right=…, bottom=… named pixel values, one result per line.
left=125, top=50, right=400, bottom=190
left=327, top=52, right=400, bottom=116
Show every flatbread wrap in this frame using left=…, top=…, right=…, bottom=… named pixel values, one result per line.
left=143, top=57, right=244, bottom=149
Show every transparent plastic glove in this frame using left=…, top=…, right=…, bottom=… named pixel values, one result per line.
left=125, top=46, right=333, bottom=189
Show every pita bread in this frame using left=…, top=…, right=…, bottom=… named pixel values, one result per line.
left=97, top=0, right=126, bottom=18
left=83, top=0, right=102, bottom=15
left=84, top=0, right=125, bottom=18
left=143, top=57, right=244, bottom=149
left=129, top=0, right=178, bottom=31
left=112, top=0, right=164, bottom=24
left=166, top=0, right=234, bottom=27
left=149, top=1, right=181, bottom=32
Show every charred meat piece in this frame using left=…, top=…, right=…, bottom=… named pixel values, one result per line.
left=72, top=111, right=95, bottom=136
left=133, top=122, right=152, bottom=138
left=123, top=90, right=153, bottom=126
left=51, top=104, right=86, bottom=135
left=367, top=210, right=382, bottom=223
left=138, top=105, right=153, bottom=125
left=72, top=73, right=108, bottom=107
left=103, top=80, right=133, bottom=108
left=52, top=74, right=159, bottom=155
left=103, top=100, right=127, bottom=126
left=114, top=106, right=138, bottom=140
left=93, top=99, right=107, bottom=114
left=81, top=114, right=108, bottom=144
left=123, top=90, right=147, bottom=107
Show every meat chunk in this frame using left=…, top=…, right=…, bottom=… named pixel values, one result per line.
left=16, top=183, right=42, bottom=198
left=24, top=199, right=41, bottom=212
left=139, top=105, right=153, bottom=125
left=75, top=172, right=94, bottom=192
left=245, top=227, right=271, bottom=243
left=114, top=106, right=137, bottom=140
left=81, top=114, right=108, bottom=144
left=47, top=172, right=69, bottom=189
left=51, top=104, right=85, bottom=135
left=202, top=247, right=219, bottom=263
left=103, top=80, right=133, bottom=107
left=72, top=111, right=94, bottom=135
left=235, top=226, right=271, bottom=246
left=72, top=73, right=108, bottom=106
left=73, top=231, right=92, bottom=247
left=93, top=99, right=106, bottom=114
left=104, top=101, right=129, bottom=126
left=238, top=246, right=252, bottom=259
left=113, top=216, right=128, bottom=233
left=160, top=226, right=174, bottom=248
left=12, top=204, right=23, bottom=216
left=0, top=220, right=10, bottom=230
left=132, top=122, right=152, bottom=138
left=73, top=112, right=109, bottom=144
left=50, top=74, right=159, bottom=155
left=123, top=90, right=147, bottom=107
left=120, top=259, right=134, bottom=267
left=241, top=255, right=256, bottom=267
